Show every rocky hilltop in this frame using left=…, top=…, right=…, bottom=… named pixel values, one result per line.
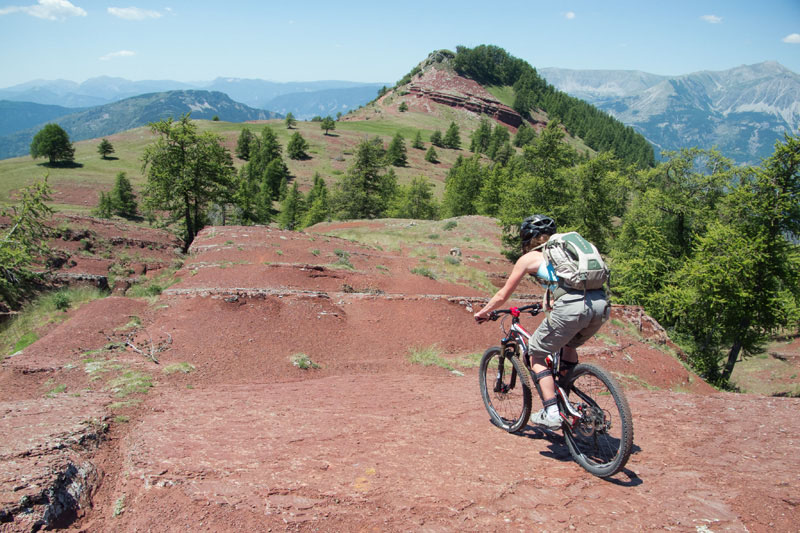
left=1, top=216, right=799, bottom=531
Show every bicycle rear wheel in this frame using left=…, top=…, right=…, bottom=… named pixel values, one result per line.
left=479, top=346, right=532, bottom=433
left=560, top=363, right=633, bottom=477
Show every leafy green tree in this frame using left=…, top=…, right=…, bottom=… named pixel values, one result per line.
left=285, top=112, right=296, bottom=129
left=425, top=145, right=439, bottom=164
left=430, top=130, right=443, bottom=147
left=236, top=127, right=255, bottom=160
left=111, top=172, right=137, bottom=218
left=515, top=121, right=577, bottom=178
left=97, top=138, right=115, bottom=159
left=333, top=138, right=396, bottom=219
left=321, top=116, right=335, bottom=135
left=442, top=155, right=486, bottom=217
left=566, top=152, right=625, bottom=251
left=390, top=176, right=439, bottom=219
left=412, top=131, right=424, bottom=150
left=658, top=136, right=800, bottom=384
left=0, top=178, right=52, bottom=309
left=141, top=115, right=235, bottom=252
left=278, top=182, right=305, bottom=230
left=386, top=132, right=407, bottom=167
left=287, top=131, right=309, bottom=160
left=399, top=101, right=408, bottom=112
left=30, top=123, right=75, bottom=165
left=443, top=121, right=461, bottom=149
left=514, top=122, right=536, bottom=147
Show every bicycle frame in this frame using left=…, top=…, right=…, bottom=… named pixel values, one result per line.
left=495, top=306, right=583, bottom=424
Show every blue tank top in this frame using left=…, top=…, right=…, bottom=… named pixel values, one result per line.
left=534, top=261, right=559, bottom=292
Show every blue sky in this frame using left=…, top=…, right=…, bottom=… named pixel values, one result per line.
left=1, top=0, right=798, bottom=87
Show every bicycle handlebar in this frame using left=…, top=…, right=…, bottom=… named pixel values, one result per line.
left=488, top=303, right=542, bottom=321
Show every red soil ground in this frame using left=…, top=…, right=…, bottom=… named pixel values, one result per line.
left=1, top=217, right=798, bottom=532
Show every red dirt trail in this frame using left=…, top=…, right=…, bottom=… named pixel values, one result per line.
left=1, top=219, right=798, bottom=532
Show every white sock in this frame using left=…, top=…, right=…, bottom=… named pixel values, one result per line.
left=545, top=404, right=559, bottom=417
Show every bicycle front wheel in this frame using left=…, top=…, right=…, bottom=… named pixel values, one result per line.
left=479, top=346, right=532, bottom=433
left=560, top=363, right=634, bottom=478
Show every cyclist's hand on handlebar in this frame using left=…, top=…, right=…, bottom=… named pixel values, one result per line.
left=474, top=311, right=497, bottom=324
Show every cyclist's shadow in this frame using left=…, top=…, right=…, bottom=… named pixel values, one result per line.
left=515, top=424, right=643, bottom=486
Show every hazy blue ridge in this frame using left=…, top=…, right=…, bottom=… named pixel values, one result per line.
left=264, top=84, right=387, bottom=120
left=0, top=90, right=280, bottom=160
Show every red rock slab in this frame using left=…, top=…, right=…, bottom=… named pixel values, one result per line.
left=104, top=379, right=799, bottom=532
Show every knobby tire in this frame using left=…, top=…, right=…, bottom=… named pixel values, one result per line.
left=479, top=346, right=532, bottom=433
left=559, top=363, right=634, bottom=477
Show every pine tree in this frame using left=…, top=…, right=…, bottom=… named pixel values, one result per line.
left=391, top=176, right=439, bottom=220
left=95, top=192, right=114, bottom=219
left=425, top=145, right=438, bottom=164
left=287, top=131, right=309, bottom=160
left=386, top=132, right=407, bottom=167
left=333, top=139, right=395, bottom=219
left=487, top=124, right=510, bottom=159
left=514, top=122, right=536, bottom=147
left=442, top=154, right=485, bottom=217
left=430, top=130, right=444, bottom=148
left=470, top=117, right=492, bottom=153
left=111, top=172, right=137, bottom=218
left=412, top=131, right=424, bottom=149
left=301, top=173, right=330, bottom=228
left=443, top=122, right=461, bottom=149
left=278, top=182, right=304, bottom=230
left=285, top=112, right=296, bottom=129
left=236, top=127, right=255, bottom=160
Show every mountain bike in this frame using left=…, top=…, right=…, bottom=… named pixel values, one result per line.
left=478, top=303, right=634, bottom=477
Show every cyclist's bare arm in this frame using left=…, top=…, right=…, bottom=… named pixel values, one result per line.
left=474, top=250, right=544, bottom=322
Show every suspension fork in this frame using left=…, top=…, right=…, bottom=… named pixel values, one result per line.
left=493, top=340, right=519, bottom=393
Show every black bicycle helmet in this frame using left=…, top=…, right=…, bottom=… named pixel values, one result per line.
left=519, top=215, right=556, bottom=247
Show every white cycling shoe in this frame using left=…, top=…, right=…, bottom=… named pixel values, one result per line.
left=531, top=408, right=562, bottom=429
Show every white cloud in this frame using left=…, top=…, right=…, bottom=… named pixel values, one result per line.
left=700, top=14, right=722, bottom=24
left=0, top=0, right=86, bottom=20
left=108, top=6, right=162, bottom=20
left=564, top=11, right=576, bottom=20
left=782, top=33, right=800, bottom=44
left=100, top=50, right=136, bottom=61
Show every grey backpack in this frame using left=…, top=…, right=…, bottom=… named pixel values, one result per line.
left=543, top=232, right=609, bottom=290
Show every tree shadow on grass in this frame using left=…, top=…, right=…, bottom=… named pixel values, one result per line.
left=38, top=161, right=84, bottom=169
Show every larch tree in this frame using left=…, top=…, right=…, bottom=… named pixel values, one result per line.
left=141, top=115, right=235, bottom=252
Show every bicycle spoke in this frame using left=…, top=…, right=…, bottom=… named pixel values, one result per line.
left=562, top=365, right=633, bottom=477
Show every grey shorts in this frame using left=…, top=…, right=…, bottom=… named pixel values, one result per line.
left=528, top=289, right=610, bottom=365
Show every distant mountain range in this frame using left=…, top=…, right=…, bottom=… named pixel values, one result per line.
left=540, top=61, right=800, bottom=166
left=0, top=77, right=387, bottom=117
left=0, top=77, right=389, bottom=160
left=0, top=90, right=280, bottom=160
left=2, top=63, right=797, bottom=165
